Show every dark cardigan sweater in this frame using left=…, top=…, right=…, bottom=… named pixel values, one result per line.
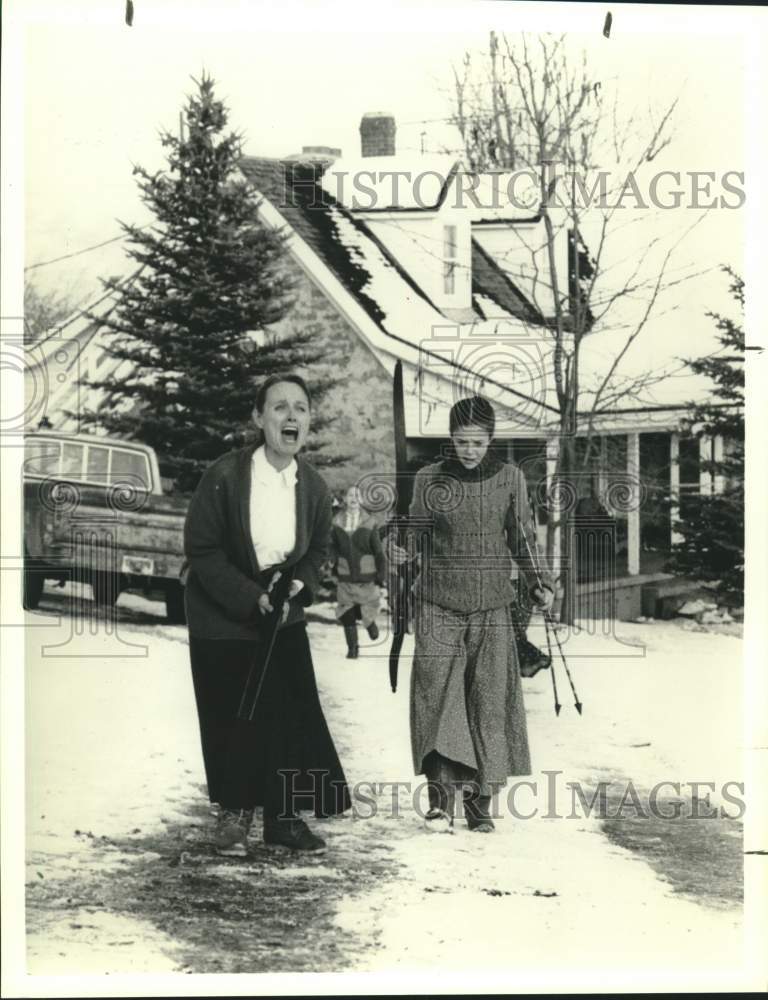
left=183, top=445, right=332, bottom=640
left=331, top=512, right=387, bottom=584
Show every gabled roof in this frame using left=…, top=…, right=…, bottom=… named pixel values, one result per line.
left=319, top=153, right=460, bottom=213
left=24, top=272, right=143, bottom=432
left=240, top=157, right=547, bottom=331
left=239, top=156, right=559, bottom=425
left=240, top=157, right=392, bottom=327
left=471, top=238, right=545, bottom=325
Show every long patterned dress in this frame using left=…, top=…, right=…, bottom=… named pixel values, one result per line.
left=408, top=452, right=549, bottom=795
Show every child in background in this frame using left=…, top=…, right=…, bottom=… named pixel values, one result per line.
left=331, top=486, right=387, bottom=659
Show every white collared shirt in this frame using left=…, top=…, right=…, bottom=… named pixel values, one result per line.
left=249, top=446, right=297, bottom=570
left=343, top=508, right=361, bottom=534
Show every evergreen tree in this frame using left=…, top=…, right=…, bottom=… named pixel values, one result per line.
left=82, top=74, right=334, bottom=492
left=668, top=267, right=744, bottom=602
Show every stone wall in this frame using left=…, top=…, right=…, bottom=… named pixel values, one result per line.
left=268, top=254, right=395, bottom=497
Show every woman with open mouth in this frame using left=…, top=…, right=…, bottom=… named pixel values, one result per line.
left=184, top=373, right=351, bottom=856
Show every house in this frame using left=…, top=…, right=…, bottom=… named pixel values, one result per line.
left=25, top=112, right=738, bottom=618
left=238, top=114, right=737, bottom=614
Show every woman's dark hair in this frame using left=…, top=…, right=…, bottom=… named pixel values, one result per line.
left=254, top=373, right=312, bottom=414
left=448, top=396, right=495, bottom=437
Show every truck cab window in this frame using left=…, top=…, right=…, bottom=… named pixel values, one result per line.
left=111, top=449, right=151, bottom=490
left=86, top=445, right=109, bottom=484
left=61, top=443, right=85, bottom=479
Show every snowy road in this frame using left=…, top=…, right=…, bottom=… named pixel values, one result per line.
left=22, top=585, right=755, bottom=988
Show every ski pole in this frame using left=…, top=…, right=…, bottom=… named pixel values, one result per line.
left=541, top=599, right=561, bottom=716
left=515, top=495, right=583, bottom=715
left=237, top=569, right=294, bottom=721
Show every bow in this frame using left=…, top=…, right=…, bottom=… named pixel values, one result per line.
left=388, top=360, right=413, bottom=693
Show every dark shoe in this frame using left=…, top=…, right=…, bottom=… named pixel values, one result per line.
left=426, top=779, right=456, bottom=821
left=263, top=816, right=327, bottom=853
left=215, top=808, right=253, bottom=856
left=424, top=808, right=454, bottom=834
left=343, top=624, right=359, bottom=659
left=464, top=791, right=495, bottom=833
left=366, top=622, right=379, bottom=641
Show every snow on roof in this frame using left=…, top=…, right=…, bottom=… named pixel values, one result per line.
left=324, top=201, right=553, bottom=423
left=465, top=170, right=542, bottom=222
left=320, top=153, right=460, bottom=212
left=245, top=155, right=724, bottom=429
left=529, top=324, right=724, bottom=431
left=240, top=157, right=556, bottom=424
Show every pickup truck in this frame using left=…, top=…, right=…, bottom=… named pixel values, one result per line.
left=24, top=431, right=188, bottom=622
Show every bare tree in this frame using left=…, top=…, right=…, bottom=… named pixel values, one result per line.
left=448, top=31, right=708, bottom=622
left=23, top=276, right=80, bottom=345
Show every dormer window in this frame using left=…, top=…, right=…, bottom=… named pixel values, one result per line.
left=443, top=224, right=457, bottom=295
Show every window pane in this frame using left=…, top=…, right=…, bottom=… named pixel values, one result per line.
left=678, top=437, right=699, bottom=485
left=443, top=225, right=457, bottom=258
left=25, top=440, right=61, bottom=476
left=443, top=261, right=455, bottom=295
left=110, top=449, right=150, bottom=490
left=86, top=446, right=109, bottom=483
left=61, top=443, right=84, bottom=479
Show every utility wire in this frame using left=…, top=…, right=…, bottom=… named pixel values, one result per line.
left=32, top=267, right=144, bottom=348
left=25, top=233, right=128, bottom=272
left=25, top=224, right=152, bottom=273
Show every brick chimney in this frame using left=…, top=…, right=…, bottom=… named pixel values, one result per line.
left=285, top=145, right=341, bottom=164
left=360, top=112, right=396, bottom=157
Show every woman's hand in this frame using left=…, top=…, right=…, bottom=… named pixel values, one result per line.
left=384, top=532, right=411, bottom=567
left=258, top=579, right=304, bottom=622
left=257, top=592, right=275, bottom=615
left=531, top=586, right=555, bottom=612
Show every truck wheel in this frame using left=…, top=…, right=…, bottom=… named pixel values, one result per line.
left=23, top=561, right=45, bottom=610
left=165, top=582, right=187, bottom=624
left=91, top=571, right=121, bottom=607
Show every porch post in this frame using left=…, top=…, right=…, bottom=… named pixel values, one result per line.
left=699, top=435, right=714, bottom=495
left=669, top=431, right=683, bottom=546
left=627, top=431, right=640, bottom=576
left=545, top=436, right=561, bottom=573
left=712, top=434, right=725, bottom=494
left=597, top=435, right=608, bottom=500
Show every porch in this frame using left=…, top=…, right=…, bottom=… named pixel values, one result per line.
left=407, top=415, right=721, bottom=620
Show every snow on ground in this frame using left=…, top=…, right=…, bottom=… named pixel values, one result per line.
left=24, top=597, right=198, bottom=974
left=22, top=588, right=751, bottom=985
left=311, top=617, right=745, bottom=980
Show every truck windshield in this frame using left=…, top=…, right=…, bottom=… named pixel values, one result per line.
left=25, top=440, right=61, bottom=476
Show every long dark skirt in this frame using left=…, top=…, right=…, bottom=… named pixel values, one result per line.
left=189, top=623, right=351, bottom=819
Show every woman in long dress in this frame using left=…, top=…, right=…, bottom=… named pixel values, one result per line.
left=389, top=396, right=553, bottom=833
left=184, top=373, right=350, bottom=856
